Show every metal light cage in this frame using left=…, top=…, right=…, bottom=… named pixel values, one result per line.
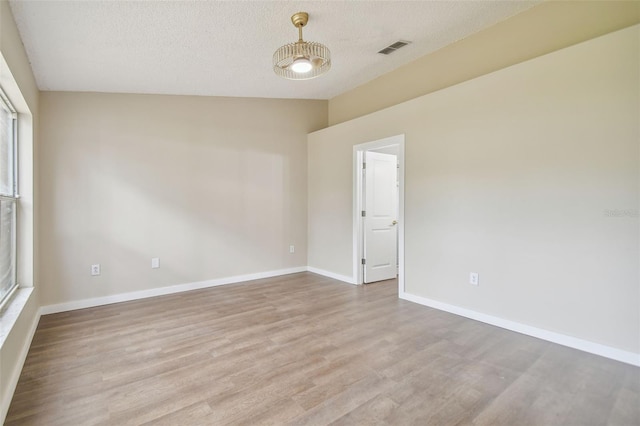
left=273, top=12, right=331, bottom=81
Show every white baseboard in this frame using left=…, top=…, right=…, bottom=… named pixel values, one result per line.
left=1, top=303, right=41, bottom=424
left=400, top=291, right=640, bottom=367
left=31, top=270, right=640, bottom=377
left=41, top=266, right=307, bottom=315
left=306, top=266, right=356, bottom=285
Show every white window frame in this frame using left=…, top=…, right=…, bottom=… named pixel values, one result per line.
left=0, top=86, right=18, bottom=306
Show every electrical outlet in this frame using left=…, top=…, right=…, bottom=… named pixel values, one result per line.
left=91, top=264, right=100, bottom=276
left=470, top=272, right=479, bottom=286
left=151, top=258, right=160, bottom=269
left=289, top=245, right=295, bottom=253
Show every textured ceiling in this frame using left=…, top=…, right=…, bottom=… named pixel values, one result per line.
left=9, top=1, right=540, bottom=100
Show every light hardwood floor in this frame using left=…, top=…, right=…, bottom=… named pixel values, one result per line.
left=5, top=272, right=639, bottom=425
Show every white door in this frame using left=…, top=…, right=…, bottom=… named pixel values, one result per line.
left=363, top=151, right=398, bottom=283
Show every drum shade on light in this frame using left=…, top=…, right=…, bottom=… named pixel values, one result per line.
left=273, top=12, right=331, bottom=80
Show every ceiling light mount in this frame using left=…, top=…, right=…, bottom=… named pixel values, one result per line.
left=273, top=12, right=331, bottom=80
left=291, top=12, right=308, bottom=30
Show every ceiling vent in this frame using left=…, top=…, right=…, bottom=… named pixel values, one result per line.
left=378, top=40, right=411, bottom=55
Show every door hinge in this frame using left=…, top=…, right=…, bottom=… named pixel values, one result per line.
left=362, top=162, right=366, bottom=170
left=361, top=210, right=366, bottom=217
left=361, top=258, right=366, bottom=265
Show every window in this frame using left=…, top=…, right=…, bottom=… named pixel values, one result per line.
left=0, top=88, right=17, bottom=304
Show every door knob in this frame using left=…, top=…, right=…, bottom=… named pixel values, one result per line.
left=391, top=220, right=398, bottom=226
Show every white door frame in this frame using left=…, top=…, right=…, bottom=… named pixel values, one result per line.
left=353, top=134, right=405, bottom=295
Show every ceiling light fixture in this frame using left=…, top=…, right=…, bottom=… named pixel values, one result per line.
left=273, top=12, right=331, bottom=80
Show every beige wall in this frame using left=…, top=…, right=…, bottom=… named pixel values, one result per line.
left=39, top=92, right=326, bottom=306
left=0, top=0, right=39, bottom=422
left=309, top=25, right=639, bottom=354
left=329, top=0, right=640, bottom=126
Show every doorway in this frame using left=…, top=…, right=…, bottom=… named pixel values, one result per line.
left=353, top=135, right=404, bottom=294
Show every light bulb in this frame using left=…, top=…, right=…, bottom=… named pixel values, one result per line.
left=290, top=58, right=313, bottom=73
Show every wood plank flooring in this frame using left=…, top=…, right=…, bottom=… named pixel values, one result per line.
left=5, top=272, right=639, bottom=425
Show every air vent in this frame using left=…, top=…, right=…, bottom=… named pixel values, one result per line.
left=378, top=40, right=411, bottom=55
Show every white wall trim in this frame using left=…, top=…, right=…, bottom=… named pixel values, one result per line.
left=306, top=266, right=356, bottom=285
left=1, top=304, right=40, bottom=424
left=400, top=291, right=640, bottom=367
left=40, top=266, right=361, bottom=316
left=41, top=267, right=307, bottom=315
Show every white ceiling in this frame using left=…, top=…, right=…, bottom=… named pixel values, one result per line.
left=9, top=0, right=540, bottom=100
